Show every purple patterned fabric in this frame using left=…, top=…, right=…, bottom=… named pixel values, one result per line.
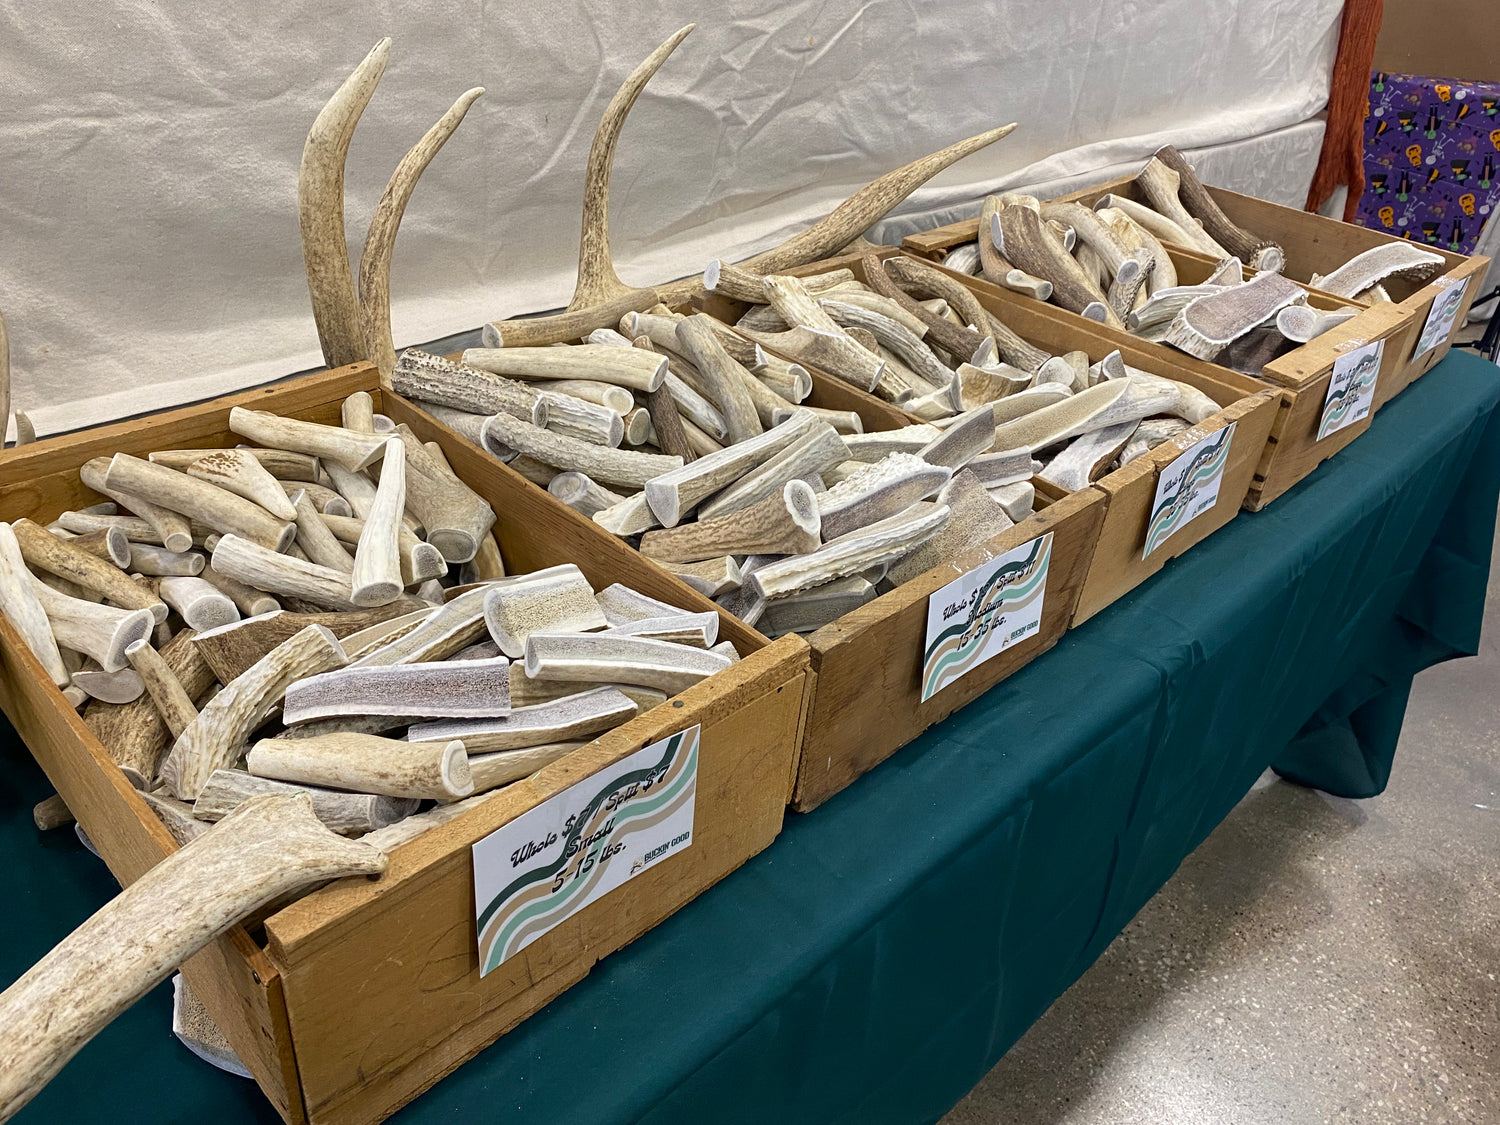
left=1357, top=71, right=1500, bottom=254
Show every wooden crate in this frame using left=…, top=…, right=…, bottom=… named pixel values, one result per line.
left=1048, top=173, right=1491, bottom=397
left=686, top=262, right=1112, bottom=812
left=902, top=222, right=1414, bottom=510
left=0, top=364, right=811, bottom=1125
left=449, top=300, right=1104, bottom=812
left=699, top=249, right=1277, bottom=626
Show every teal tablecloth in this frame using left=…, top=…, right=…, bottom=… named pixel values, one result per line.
left=3, top=350, right=1498, bottom=1125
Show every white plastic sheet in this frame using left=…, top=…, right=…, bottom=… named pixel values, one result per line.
left=0, top=1, right=1342, bottom=436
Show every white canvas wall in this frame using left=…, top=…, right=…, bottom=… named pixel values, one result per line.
left=0, top=1, right=1343, bottom=437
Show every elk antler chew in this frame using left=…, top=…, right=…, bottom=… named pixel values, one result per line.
left=0, top=522, right=69, bottom=687
left=161, top=624, right=349, bottom=800
left=0, top=794, right=387, bottom=1122
left=350, top=438, right=406, bottom=607
left=1150, top=146, right=1285, bottom=272
left=639, top=480, right=821, bottom=563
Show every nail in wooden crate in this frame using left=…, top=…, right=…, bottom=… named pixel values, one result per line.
left=1046, top=173, right=1491, bottom=399
left=688, top=258, right=1103, bottom=811
left=0, top=363, right=811, bottom=1125
left=901, top=221, right=1415, bottom=511
left=701, top=249, right=1275, bottom=630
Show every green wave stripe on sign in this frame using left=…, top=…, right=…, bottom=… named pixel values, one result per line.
left=481, top=739, right=698, bottom=973
left=1319, top=354, right=1381, bottom=438
left=1144, top=436, right=1233, bottom=554
left=921, top=540, right=1050, bottom=699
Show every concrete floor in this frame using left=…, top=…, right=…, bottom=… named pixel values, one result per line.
left=942, top=513, right=1500, bottom=1125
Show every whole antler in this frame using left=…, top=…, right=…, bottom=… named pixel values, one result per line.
left=483, top=26, right=697, bottom=349
left=300, top=39, right=391, bottom=369
left=484, top=30, right=1018, bottom=345
left=299, top=41, right=483, bottom=378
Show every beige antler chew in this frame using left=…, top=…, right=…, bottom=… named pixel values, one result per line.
left=350, top=438, right=406, bottom=607
left=160, top=624, right=349, bottom=800
left=87, top=629, right=216, bottom=787
left=10, top=518, right=167, bottom=623
left=391, top=350, right=546, bottom=425
left=192, top=770, right=417, bottom=835
left=992, top=205, right=1122, bottom=328
left=639, top=480, right=821, bottom=563
left=184, top=448, right=299, bottom=521
left=360, top=87, right=485, bottom=380
left=78, top=458, right=193, bottom=554
left=247, top=731, right=474, bottom=800
left=0, top=523, right=69, bottom=687
left=103, top=455, right=295, bottom=552
left=300, top=39, right=392, bottom=368
left=228, top=408, right=389, bottom=473
left=124, top=639, right=200, bottom=739
left=30, top=576, right=154, bottom=674
left=1150, top=146, right=1285, bottom=271
left=0, top=794, right=387, bottom=1122
left=210, top=535, right=358, bottom=612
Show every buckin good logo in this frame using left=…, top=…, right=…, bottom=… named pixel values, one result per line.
left=1143, top=428, right=1233, bottom=556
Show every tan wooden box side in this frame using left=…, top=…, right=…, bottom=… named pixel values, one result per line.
left=693, top=254, right=1109, bottom=810
left=900, top=222, right=1411, bottom=510
left=0, top=364, right=811, bottom=1125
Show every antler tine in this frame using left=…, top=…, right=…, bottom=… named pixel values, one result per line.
left=484, top=26, right=696, bottom=349
left=573, top=23, right=696, bottom=311
left=300, top=38, right=392, bottom=370
left=654, top=121, right=1019, bottom=304
left=358, top=87, right=485, bottom=382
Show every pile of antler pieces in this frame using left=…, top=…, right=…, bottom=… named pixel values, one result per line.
left=939, top=146, right=1447, bottom=373
left=0, top=396, right=739, bottom=836
left=400, top=252, right=1222, bottom=635
left=0, top=397, right=743, bottom=1116
left=712, top=255, right=1225, bottom=501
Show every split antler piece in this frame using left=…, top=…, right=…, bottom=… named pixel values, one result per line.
left=0, top=795, right=386, bottom=1121
left=484, top=26, right=697, bottom=349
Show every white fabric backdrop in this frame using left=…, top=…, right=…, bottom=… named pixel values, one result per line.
left=0, top=1, right=1343, bottom=437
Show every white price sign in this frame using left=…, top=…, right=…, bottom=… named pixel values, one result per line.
left=472, top=726, right=698, bottom=975
left=920, top=533, right=1051, bottom=703
left=1413, top=275, right=1469, bottom=361
left=1318, top=339, right=1384, bottom=440
left=1143, top=423, right=1237, bottom=559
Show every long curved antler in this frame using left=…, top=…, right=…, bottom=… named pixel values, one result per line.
left=359, top=87, right=485, bottom=380
left=300, top=39, right=391, bottom=369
